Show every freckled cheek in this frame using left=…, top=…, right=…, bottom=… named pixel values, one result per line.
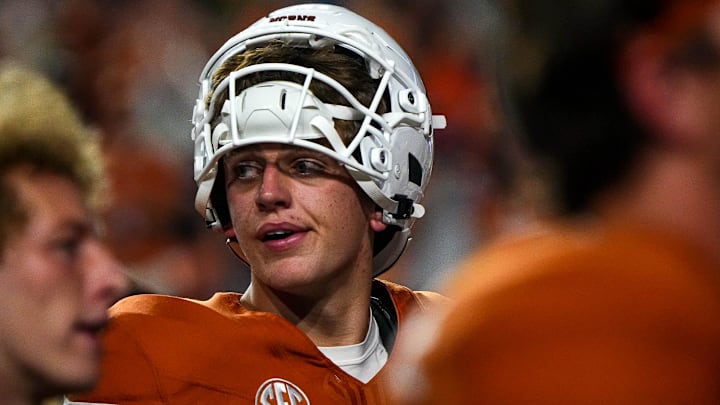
left=229, top=205, right=251, bottom=225
left=320, top=192, right=368, bottom=234
left=226, top=193, right=255, bottom=228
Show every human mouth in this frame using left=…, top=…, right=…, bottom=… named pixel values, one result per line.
left=257, top=223, right=307, bottom=248
left=74, top=318, right=109, bottom=348
left=263, top=230, right=295, bottom=241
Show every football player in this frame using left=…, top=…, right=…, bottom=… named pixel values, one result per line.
left=68, top=3, right=447, bottom=404
left=0, top=62, right=128, bottom=404
left=389, top=0, right=720, bottom=403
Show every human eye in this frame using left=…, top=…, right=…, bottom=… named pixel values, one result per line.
left=292, top=158, right=326, bottom=176
left=51, top=233, right=83, bottom=264
left=230, top=161, right=262, bottom=181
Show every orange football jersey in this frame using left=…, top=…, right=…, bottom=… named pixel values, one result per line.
left=70, top=279, right=445, bottom=405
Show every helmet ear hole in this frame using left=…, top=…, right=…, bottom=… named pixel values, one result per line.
left=408, top=153, right=422, bottom=187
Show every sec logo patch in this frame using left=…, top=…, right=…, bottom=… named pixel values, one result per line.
left=255, top=378, right=310, bottom=405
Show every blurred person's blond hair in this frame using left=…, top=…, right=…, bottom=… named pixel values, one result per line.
left=0, top=61, right=107, bottom=256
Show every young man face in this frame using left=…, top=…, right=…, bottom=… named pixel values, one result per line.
left=0, top=169, right=127, bottom=396
left=223, top=143, right=387, bottom=297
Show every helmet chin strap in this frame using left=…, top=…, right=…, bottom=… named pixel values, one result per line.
left=349, top=168, right=425, bottom=224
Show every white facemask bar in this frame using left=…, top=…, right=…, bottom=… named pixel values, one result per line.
left=193, top=60, right=443, bottom=222
left=195, top=62, right=401, bottom=182
left=195, top=63, right=408, bottom=175
left=199, top=64, right=408, bottom=217
left=193, top=24, right=436, bottom=143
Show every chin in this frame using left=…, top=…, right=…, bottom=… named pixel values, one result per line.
left=35, top=373, right=98, bottom=401
left=47, top=356, right=101, bottom=394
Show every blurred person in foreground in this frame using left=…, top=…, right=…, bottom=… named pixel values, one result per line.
left=68, top=3, right=447, bottom=404
left=389, top=0, right=720, bottom=403
left=0, top=62, right=128, bottom=404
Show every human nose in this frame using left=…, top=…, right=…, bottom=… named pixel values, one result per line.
left=255, top=164, right=291, bottom=211
left=83, top=241, right=130, bottom=307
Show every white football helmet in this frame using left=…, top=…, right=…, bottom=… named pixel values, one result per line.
left=191, top=3, right=446, bottom=275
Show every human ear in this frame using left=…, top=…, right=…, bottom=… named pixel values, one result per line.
left=619, top=33, right=708, bottom=145
left=369, top=210, right=387, bottom=232
left=224, top=225, right=236, bottom=240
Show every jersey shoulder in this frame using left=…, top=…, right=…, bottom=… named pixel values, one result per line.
left=374, top=278, right=448, bottom=318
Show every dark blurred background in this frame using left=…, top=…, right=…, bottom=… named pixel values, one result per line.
left=0, top=0, right=518, bottom=297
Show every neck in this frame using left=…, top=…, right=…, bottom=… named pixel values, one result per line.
left=598, top=147, right=720, bottom=264
left=0, top=395, right=34, bottom=405
left=0, top=364, right=33, bottom=405
left=0, top=382, right=44, bottom=405
left=241, top=276, right=373, bottom=347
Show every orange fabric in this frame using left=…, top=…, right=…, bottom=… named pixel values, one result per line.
left=391, top=219, right=720, bottom=404
left=69, top=279, right=445, bottom=404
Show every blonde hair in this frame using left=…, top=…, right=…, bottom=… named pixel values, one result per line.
left=0, top=61, right=107, bottom=252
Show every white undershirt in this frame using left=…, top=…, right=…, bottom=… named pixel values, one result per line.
left=317, top=311, right=388, bottom=383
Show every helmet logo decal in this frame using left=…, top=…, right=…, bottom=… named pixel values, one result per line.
left=255, top=378, right=310, bottom=405
left=269, top=15, right=316, bottom=23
